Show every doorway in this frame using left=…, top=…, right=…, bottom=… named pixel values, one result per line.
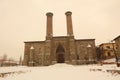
left=56, top=44, right=65, bottom=63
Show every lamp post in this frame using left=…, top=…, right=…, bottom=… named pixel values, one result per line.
left=87, top=44, right=91, bottom=63
left=29, top=46, right=35, bottom=66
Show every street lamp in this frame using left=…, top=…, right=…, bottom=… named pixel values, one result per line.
left=87, top=44, right=91, bottom=48
left=29, top=46, right=35, bottom=66
left=87, top=44, right=91, bottom=64
left=87, top=44, right=91, bottom=61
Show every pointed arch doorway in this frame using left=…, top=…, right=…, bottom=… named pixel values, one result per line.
left=56, top=44, right=65, bottom=63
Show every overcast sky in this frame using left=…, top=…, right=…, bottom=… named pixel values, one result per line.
left=0, top=0, right=120, bottom=60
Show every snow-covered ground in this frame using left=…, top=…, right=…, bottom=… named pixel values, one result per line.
left=103, top=58, right=116, bottom=63
left=0, top=64, right=120, bottom=80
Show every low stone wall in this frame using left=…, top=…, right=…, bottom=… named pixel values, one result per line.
left=0, top=71, right=26, bottom=78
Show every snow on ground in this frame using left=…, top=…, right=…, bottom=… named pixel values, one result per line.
left=0, top=64, right=120, bottom=80
left=103, top=58, right=116, bottom=62
left=0, top=66, right=30, bottom=73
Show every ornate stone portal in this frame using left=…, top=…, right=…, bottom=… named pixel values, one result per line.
left=23, top=11, right=96, bottom=66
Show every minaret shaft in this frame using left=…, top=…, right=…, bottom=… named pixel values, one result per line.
left=65, top=11, right=74, bottom=36
left=46, top=12, right=53, bottom=40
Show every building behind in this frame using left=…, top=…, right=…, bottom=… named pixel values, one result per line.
left=99, top=43, right=116, bottom=60
left=114, top=35, right=120, bottom=58
left=23, top=11, right=96, bottom=66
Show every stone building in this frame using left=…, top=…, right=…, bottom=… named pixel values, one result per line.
left=114, top=35, right=120, bottom=58
left=23, top=11, right=96, bottom=66
left=99, top=43, right=116, bottom=60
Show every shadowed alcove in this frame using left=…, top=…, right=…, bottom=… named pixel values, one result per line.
left=56, top=44, right=65, bottom=63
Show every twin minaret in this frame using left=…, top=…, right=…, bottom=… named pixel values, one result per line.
left=46, top=11, right=74, bottom=40
left=46, top=12, right=53, bottom=40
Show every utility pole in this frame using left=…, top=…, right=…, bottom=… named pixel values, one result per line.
left=19, top=56, right=22, bottom=65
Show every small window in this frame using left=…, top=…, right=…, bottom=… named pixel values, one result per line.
left=106, top=46, right=110, bottom=49
left=107, top=52, right=111, bottom=56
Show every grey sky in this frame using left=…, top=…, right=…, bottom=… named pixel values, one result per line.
left=0, top=0, right=120, bottom=60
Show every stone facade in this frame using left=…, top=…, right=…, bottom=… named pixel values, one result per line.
left=99, top=43, right=116, bottom=60
left=114, top=35, right=120, bottom=58
left=23, top=11, right=96, bottom=66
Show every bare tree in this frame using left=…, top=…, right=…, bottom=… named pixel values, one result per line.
left=2, top=54, right=7, bottom=61
left=1, top=54, right=8, bottom=66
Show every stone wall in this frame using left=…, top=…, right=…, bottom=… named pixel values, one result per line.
left=75, top=39, right=96, bottom=64
left=24, top=41, right=45, bottom=66
left=23, top=38, right=96, bottom=66
left=115, top=38, right=120, bottom=57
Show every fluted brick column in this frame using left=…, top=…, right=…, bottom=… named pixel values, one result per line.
left=46, top=12, right=53, bottom=40
left=65, top=11, right=74, bottom=36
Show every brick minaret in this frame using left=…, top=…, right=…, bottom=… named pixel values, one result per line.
left=46, top=12, right=53, bottom=40
left=65, top=11, right=74, bottom=37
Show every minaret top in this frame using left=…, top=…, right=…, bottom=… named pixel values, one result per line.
left=65, top=11, right=72, bottom=16
left=46, top=12, right=53, bottom=40
left=46, top=12, right=53, bottom=16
